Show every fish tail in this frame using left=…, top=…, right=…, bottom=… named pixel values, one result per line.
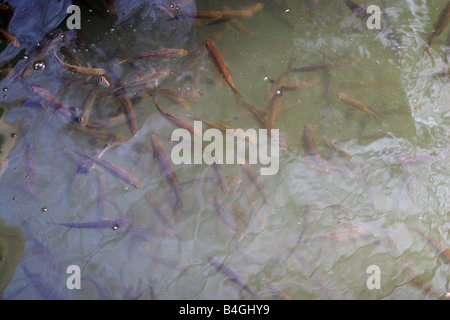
left=233, top=90, right=244, bottom=103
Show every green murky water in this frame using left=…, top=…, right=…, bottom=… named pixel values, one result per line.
left=0, top=0, right=449, bottom=299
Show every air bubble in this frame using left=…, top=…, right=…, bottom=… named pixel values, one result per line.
left=33, top=60, right=46, bottom=71
left=112, top=224, right=119, bottom=230
left=41, top=206, right=48, bottom=213
left=3, top=87, right=7, bottom=92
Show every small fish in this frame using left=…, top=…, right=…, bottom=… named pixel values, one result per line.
left=181, top=27, right=229, bottom=70
left=401, top=265, right=447, bottom=299
left=110, top=69, right=171, bottom=93
left=30, top=85, right=75, bottom=121
left=79, top=86, right=99, bottom=126
left=0, top=158, right=8, bottom=178
left=20, top=263, right=62, bottom=300
left=212, top=162, right=228, bottom=194
left=151, top=134, right=184, bottom=213
left=280, top=75, right=319, bottom=91
left=113, top=92, right=139, bottom=137
left=117, top=48, right=187, bottom=65
left=163, top=94, right=191, bottom=110
left=240, top=162, right=267, bottom=205
left=425, top=1, right=450, bottom=52
left=53, top=50, right=106, bottom=76
left=301, top=123, right=329, bottom=170
left=205, top=39, right=243, bottom=101
left=264, top=279, right=292, bottom=300
left=68, top=124, right=130, bottom=145
left=153, top=97, right=202, bottom=136
left=344, top=0, right=372, bottom=23
left=86, top=154, right=142, bottom=188
left=207, top=257, right=257, bottom=299
left=210, top=196, right=247, bottom=237
left=0, top=28, right=19, bottom=47
left=74, top=144, right=111, bottom=176
left=145, top=193, right=175, bottom=227
left=265, top=59, right=294, bottom=101
left=304, top=226, right=365, bottom=242
left=268, top=93, right=283, bottom=126
left=291, top=63, right=330, bottom=73
left=22, top=224, right=63, bottom=273
left=50, top=217, right=131, bottom=230
left=336, top=92, right=379, bottom=120
left=239, top=98, right=274, bottom=131
left=416, top=229, right=450, bottom=265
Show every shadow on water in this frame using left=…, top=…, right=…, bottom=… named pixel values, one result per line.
left=0, top=0, right=449, bottom=299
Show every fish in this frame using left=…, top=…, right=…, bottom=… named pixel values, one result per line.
left=68, top=124, right=130, bottom=145
left=265, top=59, right=294, bottom=101
left=207, top=257, right=257, bottom=299
left=291, top=63, right=330, bottom=73
left=163, top=94, right=191, bottom=110
left=49, top=217, right=132, bottom=230
left=110, top=69, right=171, bottom=93
left=20, top=263, right=62, bottom=300
left=71, top=144, right=111, bottom=178
left=145, top=193, right=175, bottom=227
left=116, top=48, right=187, bottom=65
left=301, top=123, right=329, bottom=170
left=86, top=154, right=142, bottom=188
left=113, top=91, right=139, bottom=137
left=205, top=39, right=243, bottom=101
left=239, top=98, right=274, bottom=132
left=181, top=27, right=230, bottom=70
left=79, top=86, right=99, bottom=126
left=336, top=92, right=379, bottom=120
left=268, top=93, right=283, bottom=126
left=425, top=1, right=450, bottom=52
left=416, top=229, right=450, bottom=265
left=240, top=162, right=267, bottom=205
left=53, top=50, right=106, bottom=76
left=153, top=97, right=202, bottom=136
left=22, top=224, right=63, bottom=273
left=304, top=226, right=365, bottom=242
left=151, top=134, right=184, bottom=214
left=280, top=75, right=319, bottom=91
left=344, top=0, right=372, bottom=23
left=145, top=193, right=184, bottom=243
left=401, top=265, right=447, bottom=299
left=0, top=28, right=19, bottom=47
left=0, top=158, right=8, bottom=178
left=263, top=279, right=292, bottom=300
left=30, top=85, right=75, bottom=121
left=210, top=196, right=247, bottom=237
left=212, top=162, right=228, bottom=194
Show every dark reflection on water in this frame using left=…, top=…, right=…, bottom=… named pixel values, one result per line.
left=0, top=0, right=449, bottom=299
